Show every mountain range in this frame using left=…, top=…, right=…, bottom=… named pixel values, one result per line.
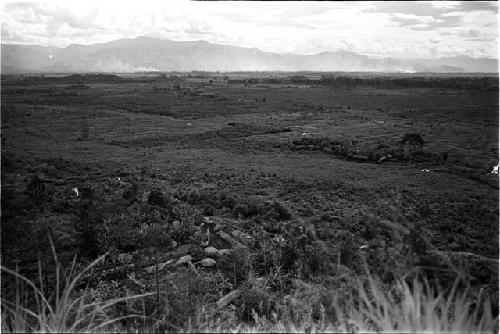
left=1, top=36, right=498, bottom=73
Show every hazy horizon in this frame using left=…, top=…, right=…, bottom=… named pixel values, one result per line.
left=2, top=35, right=499, bottom=61
left=1, top=1, right=498, bottom=60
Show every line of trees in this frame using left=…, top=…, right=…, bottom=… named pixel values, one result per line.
left=225, top=75, right=499, bottom=91
left=318, top=75, right=499, bottom=91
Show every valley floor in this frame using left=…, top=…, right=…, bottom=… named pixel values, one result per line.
left=1, top=75, right=498, bottom=332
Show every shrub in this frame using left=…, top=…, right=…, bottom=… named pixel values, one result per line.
left=96, top=205, right=168, bottom=254
left=265, top=201, right=293, bottom=221
left=253, top=236, right=283, bottom=276
left=218, top=247, right=253, bottom=287
left=219, top=190, right=238, bottom=209
left=171, top=204, right=201, bottom=243
left=173, top=188, right=238, bottom=211
left=332, top=230, right=358, bottom=268
left=233, top=202, right=250, bottom=218
left=122, top=182, right=140, bottom=202
left=233, top=197, right=292, bottom=221
left=76, top=200, right=123, bottom=258
left=24, top=175, right=47, bottom=205
left=147, top=190, right=174, bottom=208
left=236, top=284, right=276, bottom=323
left=278, top=279, right=338, bottom=326
left=1, top=151, right=17, bottom=172
left=303, top=241, right=337, bottom=277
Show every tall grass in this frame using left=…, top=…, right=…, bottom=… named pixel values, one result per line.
left=1, top=247, right=152, bottom=333
left=179, top=275, right=498, bottom=333
left=354, top=275, right=498, bottom=333
left=1, top=249, right=497, bottom=333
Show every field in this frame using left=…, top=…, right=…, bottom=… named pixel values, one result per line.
left=1, top=73, right=498, bottom=332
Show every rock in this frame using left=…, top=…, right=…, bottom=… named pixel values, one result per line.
left=217, top=249, right=232, bottom=257
left=217, top=289, right=242, bottom=309
left=204, top=246, right=218, bottom=256
left=199, top=258, right=217, bottom=267
left=175, top=255, right=193, bottom=266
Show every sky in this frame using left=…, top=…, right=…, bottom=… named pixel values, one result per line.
left=1, top=1, right=498, bottom=59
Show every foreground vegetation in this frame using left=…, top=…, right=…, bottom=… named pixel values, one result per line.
left=2, top=248, right=497, bottom=333
left=2, top=159, right=497, bottom=332
left=1, top=73, right=498, bottom=332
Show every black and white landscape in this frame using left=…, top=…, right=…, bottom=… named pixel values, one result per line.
left=1, top=1, right=498, bottom=333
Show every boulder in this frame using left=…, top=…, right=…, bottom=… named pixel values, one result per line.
left=199, top=258, right=217, bottom=267
left=175, top=255, right=193, bottom=266
left=204, top=246, right=218, bottom=256
left=217, top=289, right=242, bottom=309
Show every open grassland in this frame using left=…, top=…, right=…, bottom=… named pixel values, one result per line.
left=1, top=73, right=498, bottom=332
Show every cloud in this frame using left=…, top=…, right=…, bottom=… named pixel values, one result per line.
left=366, top=1, right=498, bottom=34
left=367, top=2, right=465, bottom=31
left=262, top=19, right=316, bottom=30
left=459, top=29, right=480, bottom=38
left=407, top=15, right=462, bottom=31
left=465, top=38, right=494, bottom=42
left=185, top=27, right=212, bottom=35
left=366, top=1, right=497, bottom=15
left=364, top=2, right=447, bottom=16
left=457, top=1, right=498, bottom=13
left=390, top=15, right=422, bottom=27
left=389, top=13, right=437, bottom=27
left=1, top=0, right=497, bottom=59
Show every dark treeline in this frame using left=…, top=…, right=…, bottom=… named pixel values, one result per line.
left=315, top=75, right=498, bottom=91
left=2, top=73, right=133, bottom=85
left=225, top=75, right=499, bottom=91
left=3, top=73, right=498, bottom=91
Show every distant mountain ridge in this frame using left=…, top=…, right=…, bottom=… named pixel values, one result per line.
left=1, top=36, right=498, bottom=73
